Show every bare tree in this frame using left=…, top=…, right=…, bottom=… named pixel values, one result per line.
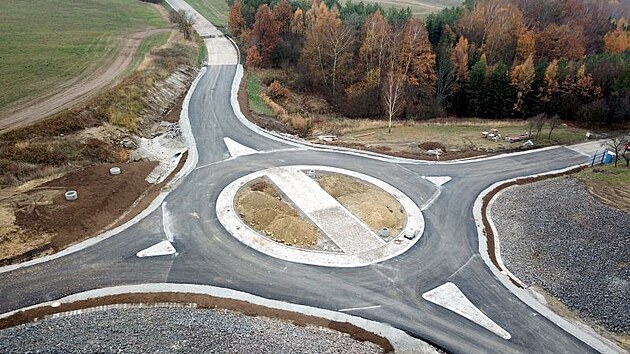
left=383, top=70, right=406, bottom=133
left=435, top=44, right=457, bottom=107
left=547, top=114, right=560, bottom=139
left=170, top=10, right=195, bottom=40
left=603, top=134, right=627, bottom=168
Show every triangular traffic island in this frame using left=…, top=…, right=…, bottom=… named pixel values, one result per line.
left=425, top=176, right=452, bottom=187
left=136, top=240, right=176, bottom=258
left=224, top=137, right=257, bottom=157
left=422, top=282, right=511, bottom=339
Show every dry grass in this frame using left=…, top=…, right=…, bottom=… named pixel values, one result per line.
left=314, top=118, right=587, bottom=153
left=576, top=166, right=630, bottom=214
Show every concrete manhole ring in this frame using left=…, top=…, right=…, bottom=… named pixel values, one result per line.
left=216, top=165, right=424, bottom=267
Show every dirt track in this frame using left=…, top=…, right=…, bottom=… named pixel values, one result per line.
left=0, top=28, right=171, bottom=132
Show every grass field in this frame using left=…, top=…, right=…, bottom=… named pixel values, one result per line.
left=316, top=118, right=588, bottom=151
left=0, top=0, right=168, bottom=112
left=365, top=0, right=463, bottom=16
left=247, top=73, right=274, bottom=116
left=185, top=0, right=230, bottom=27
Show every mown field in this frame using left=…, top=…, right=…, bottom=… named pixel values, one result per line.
left=185, top=0, right=230, bottom=27
left=0, top=0, right=168, bottom=112
left=364, top=0, right=463, bottom=16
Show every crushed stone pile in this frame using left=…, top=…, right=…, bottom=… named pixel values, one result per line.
left=0, top=307, right=384, bottom=354
left=491, top=177, right=629, bottom=333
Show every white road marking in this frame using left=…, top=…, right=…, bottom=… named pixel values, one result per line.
left=162, top=202, right=175, bottom=242
left=136, top=240, right=176, bottom=258
left=422, top=282, right=511, bottom=339
left=424, top=176, right=452, bottom=186
left=421, top=188, right=442, bottom=211
left=223, top=137, right=258, bottom=157
left=339, top=305, right=382, bottom=312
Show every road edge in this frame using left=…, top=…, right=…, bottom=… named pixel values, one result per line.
left=0, top=67, right=206, bottom=275
left=0, top=283, right=438, bottom=354
left=473, top=164, right=623, bottom=354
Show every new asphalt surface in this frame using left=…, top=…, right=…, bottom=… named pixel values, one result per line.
left=0, top=64, right=602, bottom=353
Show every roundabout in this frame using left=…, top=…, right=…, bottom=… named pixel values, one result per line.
left=216, top=165, right=424, bottom=267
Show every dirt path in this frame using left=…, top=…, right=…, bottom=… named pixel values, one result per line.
left=0, top=28, right=172, bottom=132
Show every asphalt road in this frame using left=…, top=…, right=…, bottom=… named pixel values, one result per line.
left=0, top=64, right=600, bottom=353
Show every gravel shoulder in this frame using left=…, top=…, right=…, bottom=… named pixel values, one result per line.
left=490, top=177, right=629, bottom=348
left=0, top=307, right=383, bottom=354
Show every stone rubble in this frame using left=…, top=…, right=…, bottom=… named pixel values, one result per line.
left=491, top=177, right=629, bottom=333
left=0, top=307, right=384, bottom=354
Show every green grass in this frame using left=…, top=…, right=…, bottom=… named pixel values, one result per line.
left=185, top=0, right=230, bottom=27
left=194, top=33, right=208, bottom=67
left=576, top=165, right=630, bottom=186
left=130, top=31, right=171, bottom=72
left=0, top=0, right=168, bottom=111
left=247, top=73, right=274, bottom=116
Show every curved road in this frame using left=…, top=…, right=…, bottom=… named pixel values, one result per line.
left=0, top=5, right=611, bottom=353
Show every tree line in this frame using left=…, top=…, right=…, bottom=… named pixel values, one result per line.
left=229, top=0, right=630, bottom=125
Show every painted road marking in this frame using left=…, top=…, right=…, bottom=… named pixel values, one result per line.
left=422, top=282, right=511, bottom=339
left=224, top=137, right=257, bottom=157
left=424, top=176, right=452, bottom=186
left=136, top=240, right=176, bottom=258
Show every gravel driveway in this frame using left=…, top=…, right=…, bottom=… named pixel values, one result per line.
left=491, top=177, right=629, bottom=333
left=0, top=307, right=383, bottom=353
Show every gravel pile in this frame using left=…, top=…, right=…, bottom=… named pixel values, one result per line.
left=491, top=177, right=629, bottom=333
left=0, top=307, right=383, bottom=354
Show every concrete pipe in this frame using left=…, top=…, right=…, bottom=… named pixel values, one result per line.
left=65, top=190, right=78, bottom=201
left=380, top=227, right=390, bottom=237
left=109, top=167, right=121, bottom=175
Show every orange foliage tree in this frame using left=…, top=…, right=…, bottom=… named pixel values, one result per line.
left=510, top=54, right=535, bottom=114
left=250, top=4, right=281, bottom=66
left=273, top=0, right=293, bottom=36
left=228, top=0, right=245, bottom=37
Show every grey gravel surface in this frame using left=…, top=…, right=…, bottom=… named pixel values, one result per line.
left=491, top=177, right=630, bottom=333
left=0, top=307, right=383, bottom=354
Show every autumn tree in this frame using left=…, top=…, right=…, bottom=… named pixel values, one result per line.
left=250, top=4, right=281, bottom=66
left=291, top=8, right=306, bottom=35
left=246, top=46, right=262, bottom=67
left=514, top=30, right=535, bottom=65
left=451, top=36, right=469, bottom=82
left=398, top=19, right=436, bottom=106
left=536, top=23, right=585, bottom=60
left=301, top=2, right=355, bottom=96
left=273, top=0, right=293, bottom=36
left=358, top=10, right=390, bottom=78
left=228, top=0, right=245, bottom=37
left=603, top=19, right=630, bottom=54
left=510, top=54, right=535, bottom=115
left=540, top=58, right=559, bottom=106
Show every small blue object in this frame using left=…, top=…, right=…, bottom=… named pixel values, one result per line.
left=603, top=151, right=615, bottom=164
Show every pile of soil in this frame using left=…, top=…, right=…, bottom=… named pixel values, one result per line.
left=236, top=180, right=320, bottom=247
left=316, top=174, right=405, bottom=234
left=12, top=162, right=157, bottom=254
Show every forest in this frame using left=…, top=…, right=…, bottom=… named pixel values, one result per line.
left=228, top=0, right=630, bottom=125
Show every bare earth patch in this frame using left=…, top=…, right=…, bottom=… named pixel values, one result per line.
left=0, top=157, right=187, bottom=266
left=235, top=180, right=322, bottom=248
left=316, top=173, right=405, bottom=235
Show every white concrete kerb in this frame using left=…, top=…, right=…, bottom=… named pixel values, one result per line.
left=216, top=165, right=424, bottom=267
left=0, top=283, right=437, bottom=354
left=473, top=163, right=622, bottom=354
left=0, top=67, right=206, bottom=274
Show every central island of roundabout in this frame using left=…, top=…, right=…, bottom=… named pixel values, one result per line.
left=216, top=165, right=424, bottom=267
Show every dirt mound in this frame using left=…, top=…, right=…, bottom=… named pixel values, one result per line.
left=418, top=142, right=446, bottom=151
left=236, top=181, right=320, bottom=247
left=317, top=174, right=405, bottom=233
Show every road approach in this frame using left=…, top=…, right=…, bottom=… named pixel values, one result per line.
left=0, top=2, right=614, bottom=353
